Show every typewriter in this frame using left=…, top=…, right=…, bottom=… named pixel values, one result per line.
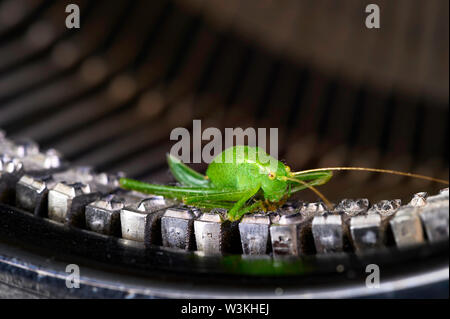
left=0, top=0, right=448, bottom=298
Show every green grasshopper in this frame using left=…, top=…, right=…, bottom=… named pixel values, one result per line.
left=119, top=145, right=448, bottom=221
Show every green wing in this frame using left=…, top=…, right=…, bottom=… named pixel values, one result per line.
left=167, top=154, right=211, bottom=188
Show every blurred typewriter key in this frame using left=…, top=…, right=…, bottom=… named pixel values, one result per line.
left=47, top=181, right=99, bottom=227
left=269, top=202, right=328, bottom=256
left=1, top=137, right=63, bottom=171
left=367, top=199, right=402, bottom=245
left=7, top=138, right=39, bottom=158
left=1, top=140, right=57, bottom=177
left=282, top=201, right=305, bottom=213
left=1, top=148, right=63, bottom=206
left=299, top=202, right=330, bottom=254
left=53, top=167, right=120, bottom=192
left=426, top=189, right=449, bottom=203
left=334, top=198, right=370, bottom=218
left=239, top=212, right=272, bottom=255
left=409, top=192, right=428, bottom=207
left=312, top=214, right=344, bottom=254
left=269, top=211, right=306, bottom=256
left=120, top=204, right=151, bottom=242
left=0, top=138, right=17, bottom=156
left=139, top=195, right=176, bottom=246
left=350, top=214, right=382, bottom=252
left=85, top=194, right=126, bottom=236
left=0, top=139, right=39, bottom=204
left=137, top=195, right=175, bottom=211
left=419, top=190, right=449, bottom=242
left=368, top=199, right=402, bottom=218
left=119, top=195, right=175, bottom=245
left=19, top=149, right=63, bottom=172
left=15, top=167, right=113, bottom=217
left=52, top=166, right=95, bottom=186
left=194, top=208, right=241, bottom=255
left=90, top=172, right=123, bottom=193
left=301, top=201, right=328, bottom=218
left=389, top=206, right=424, bottom=247
left=15, top=174, right=54, bottom=216
left=161, top=206, right=201, bottom=251
left=0, top=155, right=24, bottom=204
left=334, top=198, right=370, bottom=251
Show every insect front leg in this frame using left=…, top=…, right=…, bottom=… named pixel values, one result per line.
left=227, top=186, right=261, bottom=221
left=232, top=200, right=265, bottom=221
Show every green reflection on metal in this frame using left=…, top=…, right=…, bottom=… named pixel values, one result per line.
left=222, top=255, right=313, bottom=276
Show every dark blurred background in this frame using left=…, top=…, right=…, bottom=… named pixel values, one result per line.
left=0, top=0, right=448, bottom=203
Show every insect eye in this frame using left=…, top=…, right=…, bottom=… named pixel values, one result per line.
left=285, top=166, right=291, bottom=173
left=268, top=172, right=276, bottom=180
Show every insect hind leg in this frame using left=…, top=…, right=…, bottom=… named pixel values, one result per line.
left=120, top=178, right=225, bottom=199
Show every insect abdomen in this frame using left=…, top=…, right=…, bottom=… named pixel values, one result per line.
left=206, top=162, right=261, bottom=190
left=206, top=146, right=264, bottom=190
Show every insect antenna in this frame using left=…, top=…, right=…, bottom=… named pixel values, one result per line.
left=283, top=176, right=333, bottom=210
left=292, top=167, right=449, bottom=185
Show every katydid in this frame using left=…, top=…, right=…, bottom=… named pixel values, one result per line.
left=119, top=145, right=448, bottom=221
